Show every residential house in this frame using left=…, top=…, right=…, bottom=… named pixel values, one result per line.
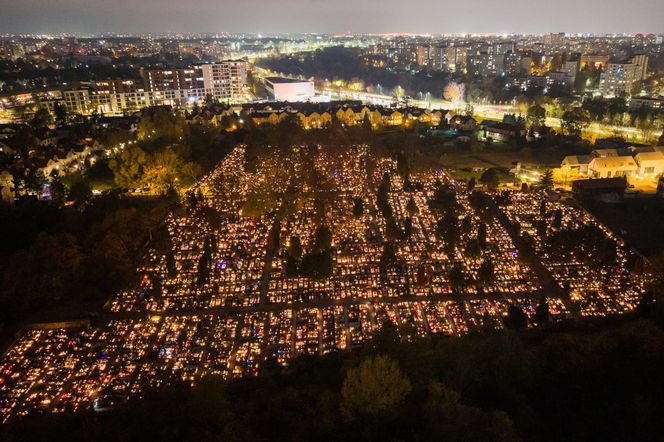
left=479, top=121, right=525, bottom=143
left=634, top=151, right=664, bottom=176
left=588, top=156, right=638, bottom=178
left=561, top=155, right=594, bottom=175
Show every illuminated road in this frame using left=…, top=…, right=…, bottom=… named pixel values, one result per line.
left=318, top=88, right=661, bottom=143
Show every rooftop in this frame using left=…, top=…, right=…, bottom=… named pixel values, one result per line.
left=265, top=77, right=312, bottom=84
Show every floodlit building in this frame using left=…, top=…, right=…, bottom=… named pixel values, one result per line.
left=446, top=46, right=468, bottom=73
left=62, top=60, right=247, bottom=115
left=561, top=155, right=594, bottom=175
left=141, top=67, right=204, bottom=92
left=264, top=77, right=315, bottom=102
left=599, top=55, right=648, bottom=97
left=416, top=46, right=430, bottom=67
left=588, top=156, right=638, bottom=178
left=140, top=60, right=247, bottom=102
left=634, top=151, right=664, bottom=176
left=430, top=45, right=449, bottom=70
left=201, top=60, right=248, bottom=102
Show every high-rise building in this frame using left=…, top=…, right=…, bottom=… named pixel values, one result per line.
left=468, top=52, right=497, bottom=77
left=493, top=41, right=515, bottom=56
left=502, top=51, right=531, bottom=76
left=0, top=41, right=25, bottom=60
left=431, top=46, right=448, bottom=70
left=140, top=68, right=204, bottom=92
left=599, top=62, right=643, bottom=97
left=140, top=60, right=247, bottom=102
left=599, top=54, right=648, bottom=97
left=446, top=46, right=468, bottom=73
left=63, top=60, right=248, bottom=115
left=631, top=54, right=649, bottom=80
left=561, top=59, right=580, bottom=82
left=544, top=32, right=566, bottom=49
left=201, top=60, right=247, bottom=102
left=416, top=46, right=430, bottom=67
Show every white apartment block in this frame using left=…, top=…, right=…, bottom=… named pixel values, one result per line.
left=62, top=61, right=248, bottom=115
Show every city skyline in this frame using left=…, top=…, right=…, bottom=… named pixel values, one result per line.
left=0, top=0, right=663, bottom=35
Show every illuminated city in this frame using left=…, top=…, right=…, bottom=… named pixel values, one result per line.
left=0, top=0, right=663, bottom=440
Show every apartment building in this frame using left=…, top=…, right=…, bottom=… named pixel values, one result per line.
left=599, top=56, right=647, bottom=97
left=62, top=61, right=248, bottom=115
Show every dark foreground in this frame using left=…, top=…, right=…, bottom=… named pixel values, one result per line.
left=2, top=311, right=664, bottom=442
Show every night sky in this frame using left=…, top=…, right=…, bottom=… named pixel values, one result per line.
left=0, top=0, right=662, bottom=35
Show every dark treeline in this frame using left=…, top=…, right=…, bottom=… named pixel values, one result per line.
left=0, top=193, right=179, bottom=342
left=257, top=46, right=453, bottom=96
left=2, top=315, right=664, bottom=441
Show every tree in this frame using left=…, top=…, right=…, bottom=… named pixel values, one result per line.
left=352, top=197, right=364, bottom=218
left=449, top=263, right=466, bottom=293
left=0, top=171, right=15, bottom=204
left=300, top=250, right=333, bottom=280
left=287, top=236, right=303, bottom=260
left=362, top=113, right=372, bottom=130
left=539, top=169, right=554, bottom=189
left=109, top=146, right=148, bottom=189
left=53, top=101, right=68, bottom=125
left=406, top=197, right=419, bottom=215
left=607, top=97, right=627, bottom=124
left=582, top=97, right=608, bottom=122
left=636, top=291, right=655, bottom=318
left=367, top=320, right=400, bottom=354
left=380, top=242, right=398, bottom=269
left=645, top=252, right=664, bottom=304
left=552, top=209, right=563, bottom=229
left=49, top=178, right=66, bottom=206
left=467, top=177, right=476, bottom=191
left=242, top=186, right=277, bottom=218
left=1, top=233, right=83, bottom=311
left=527, top=104, right=546, bottom=127
left=30, top=107, right=54, bottom=129
left=535, top=297, right=550, bottom=325
left=341, top=355, right=411, bottom=421
left=314, top=225, right=333, bottom=252
left=381, top=203, right=394, bottom=220
left=504, top=305, right=528, bottom=329
left=428, top=183, right=458, bottom=214
left=460, top=216, right=472, bottom=235
left=203, top=94, right=217, bottom=108
left=68, top=177, right=92, bottom=205
left=479, top=168, right=500, bottom=191
left=478, top=259, right=495, bottom=286
left=185, top=375, right=231, bottom=428
left=404, top=217, right=414, bottom=239
left=385, top=217, right=403, bottom=241
left=142, top=149, right=201, bottom=194
left=561, top=107, right=590, bottom=136
left=467, top=238, right=481, bottom=258
left=436, top=212, right=459, bottom=246
left=424, top=381, right=518, bottom=441
left=443, top=82, right=464, bottom=102
left=137, top=107, right=186, bottom=142
left=478, top=222, right=487, bottom=249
